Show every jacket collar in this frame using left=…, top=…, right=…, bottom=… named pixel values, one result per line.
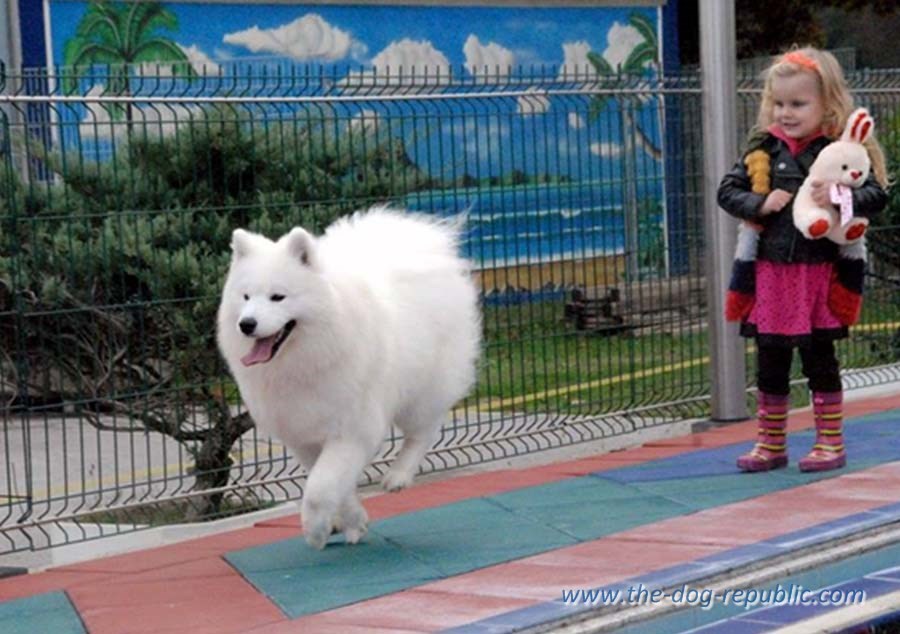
left=767, top=125, right=825, bottom=158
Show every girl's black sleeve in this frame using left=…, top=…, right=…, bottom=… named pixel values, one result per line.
left=851, top=174, right=888, bottom=218
left=717, top=160, right=767, bottom=222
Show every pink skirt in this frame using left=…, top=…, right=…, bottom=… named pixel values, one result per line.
left=744, top=260, right=845, bottom=344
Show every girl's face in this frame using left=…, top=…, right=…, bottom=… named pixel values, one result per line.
left=769, top=72, right=826, bottom=139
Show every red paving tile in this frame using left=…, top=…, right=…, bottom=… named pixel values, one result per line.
left=246, top=622, right=425, bottom=634
left=422, top=561, right=626, bottom=601
left=0, top=568, right=116, bottom=601
left=288, top=589, right=534, bottom=632
left=80, top=596, right=284, bottom=634
left=530, top=538, right=723, bottom=572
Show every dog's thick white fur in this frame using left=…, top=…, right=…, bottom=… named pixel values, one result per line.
left=217, top=208, right=481, bottom=549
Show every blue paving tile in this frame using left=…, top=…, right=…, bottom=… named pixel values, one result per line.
left=0, top=592, right=85, bottom=634
left=744, top=577, right=897, bottom=625
left=682, top=617, right=789, bottom=634
left=764, top=510, right=893, bottom=551
left=870, top=564, right=900, bottom=582
left=442, top=600, right=584, bottom=634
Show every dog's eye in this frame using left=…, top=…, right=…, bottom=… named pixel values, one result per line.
left=841, top=164, right=848, bottom=170
left=243, top=294, right=249, bottom=301
left=270, top=294, right=285, bottom=302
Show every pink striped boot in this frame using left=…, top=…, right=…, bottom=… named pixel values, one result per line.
left=737, top=392, right=789, bottom=472
left=799, top=391, right=846, bottom=472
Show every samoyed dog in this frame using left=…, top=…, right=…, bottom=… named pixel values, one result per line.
left=217, top=208, right=481, bottom=549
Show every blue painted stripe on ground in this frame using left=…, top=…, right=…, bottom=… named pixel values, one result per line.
left=680, top=543, right=900, bottom=633
left=443, top=500, right=900, bottom=634
left=0, top=591, right=85, bottom=634
left=225, top=410, right=900, bottom=620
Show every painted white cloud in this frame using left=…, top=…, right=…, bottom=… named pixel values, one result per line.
left=135, top=45, right=220, bottom=77
left=461, top=118, right=508, bottom=165
left=463, top=35, right=515, bottom=79
left=603, top=22, right=645, bottom=71
left=517, top=87, right=550, bottom=115
left=223, top=14, right=363, bottom=62
left=558, top=41, right=593, bottom=78
left=568, top=113, right=585, bottom=129
left=342, top=39, right=451, bottom=93
left=78, top=85, right=203, bottom=139
left=590, top=142, right=622, bottom=157
left=348, top=109, right=380, bottom=136
left=179, top=44, right=220, bottom=74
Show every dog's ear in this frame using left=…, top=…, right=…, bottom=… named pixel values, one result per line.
left=231, top=229, right=254, bottom=259
left=286, top=227, right=317, bottom=267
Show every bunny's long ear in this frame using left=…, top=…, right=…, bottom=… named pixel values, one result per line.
left=842, top=108, right=874, bottom=144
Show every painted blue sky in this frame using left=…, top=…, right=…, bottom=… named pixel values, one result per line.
left=46, top=2, right=664, bottom=183
left=48, top=2, right=658, bottom=74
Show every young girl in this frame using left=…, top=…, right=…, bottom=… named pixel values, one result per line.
left=717, top=47, right=888, bottom=473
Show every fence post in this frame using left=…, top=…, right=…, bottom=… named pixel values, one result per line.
left=700, top=1, right=748, bottom=421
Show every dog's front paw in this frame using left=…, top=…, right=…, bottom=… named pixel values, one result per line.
left=336, top=498, right=368, bottom=544
left=302, top=503, right=333, bottom=550
left=343, top=523, right=368, bottom=544
left=303, top=518, right=331, bottom=550
left=382, top=468, right=415, bottom=492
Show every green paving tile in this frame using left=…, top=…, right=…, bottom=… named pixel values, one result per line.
left=0, top=592, right=85, bottom=634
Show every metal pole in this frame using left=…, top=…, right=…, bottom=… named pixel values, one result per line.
left=700, top=0, right=748, bottom=421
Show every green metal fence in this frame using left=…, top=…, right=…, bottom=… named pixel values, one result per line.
left=1, top=64, right=898, bottom=554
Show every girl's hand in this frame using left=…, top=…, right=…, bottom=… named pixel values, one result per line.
left=809, top=180, right=834, bottom=208
left=760, top=189, right=793, bottom=215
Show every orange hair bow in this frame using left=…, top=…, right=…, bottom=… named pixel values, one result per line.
left=781, top=51, right=819, bottom=72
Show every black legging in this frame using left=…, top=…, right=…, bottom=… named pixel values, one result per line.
left=757, top=340, right=842, bottom=396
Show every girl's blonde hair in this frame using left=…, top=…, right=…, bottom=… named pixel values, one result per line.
left=756, top=46, right=889, bottom=188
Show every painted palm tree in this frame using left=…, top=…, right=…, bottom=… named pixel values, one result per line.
left=62, top=1, right=193, bottom=126
left=586, top=13, right=663, bottom=280
left=586, top=12, right=661, bottom=161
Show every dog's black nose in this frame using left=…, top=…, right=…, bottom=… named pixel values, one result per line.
left=239, top=318, right=257, bottom=335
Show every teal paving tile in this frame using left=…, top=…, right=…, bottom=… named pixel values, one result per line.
left=631, top=472, right=790, bottom=511
left=0, top=592, right=85, bottom=634
left=377, top=527, right=578, bottom=577
left=225, top=533, right=442, bottom=616
left=370, top=498, right=526, bottom=538
left=489, top=476, right=641, bottom=509
left=515, top=494, right=691, bottom=541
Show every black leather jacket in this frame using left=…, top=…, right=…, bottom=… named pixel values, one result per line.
left=717, top=133, right=887, bottom=263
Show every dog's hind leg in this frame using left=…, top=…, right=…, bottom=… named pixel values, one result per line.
left=382, top=423, right=441, bottom=492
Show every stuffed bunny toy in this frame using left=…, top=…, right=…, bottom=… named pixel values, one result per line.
left=792, top=108, right=874, bottom=244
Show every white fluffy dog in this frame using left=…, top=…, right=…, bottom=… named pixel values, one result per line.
left=217, top=208, right=481, bottom=549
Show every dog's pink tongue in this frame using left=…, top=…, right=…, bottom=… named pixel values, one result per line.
left=241, top=335, right=278, bottom=366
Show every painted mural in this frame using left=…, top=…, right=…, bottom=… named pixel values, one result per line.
left=45, top=2, right=667, bottom=275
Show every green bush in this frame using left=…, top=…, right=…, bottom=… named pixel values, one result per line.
left=0, top=107, right=431, bottom=515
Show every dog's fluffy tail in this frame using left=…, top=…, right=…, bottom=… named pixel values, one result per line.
left=319, top=206, right=470, bottom=274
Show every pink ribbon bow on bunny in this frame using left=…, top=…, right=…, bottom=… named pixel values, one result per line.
left=829, top=183, right=854, bottom=227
